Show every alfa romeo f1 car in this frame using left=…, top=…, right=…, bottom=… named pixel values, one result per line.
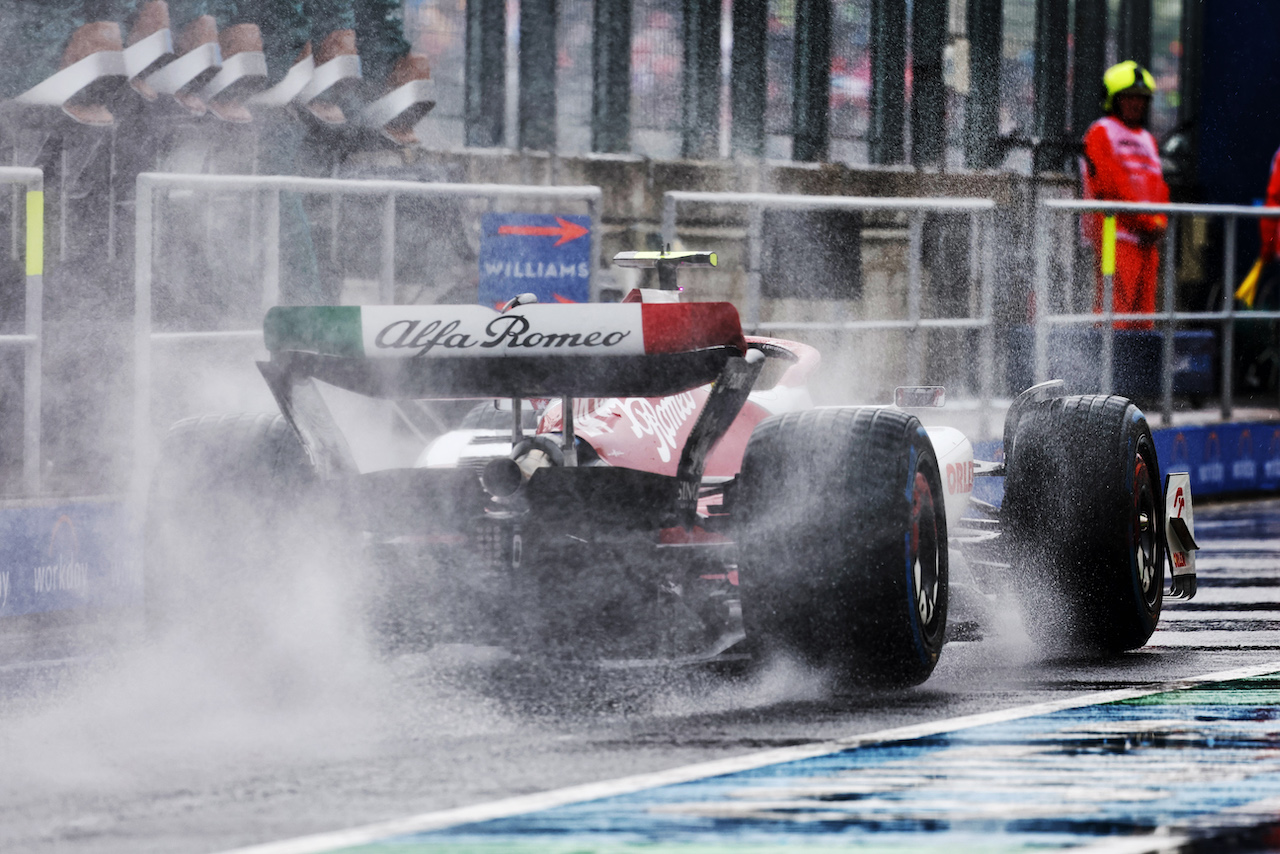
left=146, top=251, right=1199, bottom=688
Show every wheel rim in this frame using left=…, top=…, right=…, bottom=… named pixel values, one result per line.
left=1133, top=453, right=1160, bottom=610
left=911, top=471, right=942, bottom=636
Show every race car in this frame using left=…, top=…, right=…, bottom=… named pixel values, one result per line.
left=145, top=250, right=1199, bottom=688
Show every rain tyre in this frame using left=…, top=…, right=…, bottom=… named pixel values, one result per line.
left=736, top=407, right=948, bottom=689
left=1003, top=394, right=1164, bottom=653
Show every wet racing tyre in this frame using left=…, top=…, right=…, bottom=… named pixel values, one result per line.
left=736, top=407, right=948, bottom=689
left=1003, top=394, right=1164, bottom=653
left=144, top=412, right=320, bottom=635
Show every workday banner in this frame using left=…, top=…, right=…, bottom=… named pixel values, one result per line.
left=1155, top=423, right=1280, bottom=496
left=0, top=501, right=138, bottom=617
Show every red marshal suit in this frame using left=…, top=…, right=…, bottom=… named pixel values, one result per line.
left=1081, top=115, right=1170, bottom=329
left=1262, top=146, right=1280, bottom=264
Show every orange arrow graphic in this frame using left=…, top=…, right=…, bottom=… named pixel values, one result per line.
left=498, top=217, right=589, bottom=246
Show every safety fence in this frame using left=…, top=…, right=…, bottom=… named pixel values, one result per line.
left=131, top=172, right=603, bottom=501
left=0, top=167, right=43, bottom=495
left=661, top=190, right=998, bottom=430
left=1033, top=199, right=1280, bottom=425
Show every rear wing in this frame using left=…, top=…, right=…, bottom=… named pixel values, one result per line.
left=262, top=302, right=750, bottom=399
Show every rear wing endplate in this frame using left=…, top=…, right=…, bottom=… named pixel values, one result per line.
left=1165, top=471, right=1198, bottom=600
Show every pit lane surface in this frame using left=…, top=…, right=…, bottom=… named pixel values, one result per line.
left=2, top=498, right=1280, bottom=854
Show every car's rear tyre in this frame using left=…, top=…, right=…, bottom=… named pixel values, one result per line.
left=1003, top=394, right=1164, bottom=653
left=144, top=413, right=320, bottom=635
left=736, top=407, right=948, bottom=689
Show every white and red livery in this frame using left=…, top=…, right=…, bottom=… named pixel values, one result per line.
left=149, top=250, right=1198, bottom=688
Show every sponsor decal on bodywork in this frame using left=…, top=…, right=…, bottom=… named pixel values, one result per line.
left=541, top=389, right=768, bottom=477
left=1165, top=471, right=1197, bottom=578
left=945, top=460, right=974, bottom=495
left=264, top=303, right=748, bottom=360
left=568, top=394, right=700, bottom=464
left=362, top=305, right=644, bottom=358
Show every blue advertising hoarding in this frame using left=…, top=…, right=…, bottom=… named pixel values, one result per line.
left=0, top=501, right=138, bottom=617
left=479, top=213, right=591, bottom=306
left=974, top=420, right=1280, bottom=507
left=1155, top=422, right=1280, bottom=496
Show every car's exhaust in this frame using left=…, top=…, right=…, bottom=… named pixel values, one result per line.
left=481, top=457, right=524, bottom=499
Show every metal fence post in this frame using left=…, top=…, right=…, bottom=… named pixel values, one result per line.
left=132, top=176, right=154, bottom=505
left=9, top=185, right=18, bottom=260
left=1160, top=217, right=1178, bottom=425
left=907, top=212, right=924, bottom=384
left=661, top=194, right=677, bottom=250
left=1221, top=215, right=1236, bottom=419
left=1100, top=216, right=1115, bottom=395
left=22, top=176, right=42, bottom=495
left=589, top=192, right=602, bottom=301
left=380, top=194, right=397, bottom=304
left=1060, top=207, right=1076, bottom=312
left=59, top=149, right=68, bottom=263
left=978, top=209, right=996, bottom=437
left=107, top=132, right=117, bottom=262
left=746, top=205, right=763, bottom=330
left=263, top=190, right=280, bottom=310
left=1032, top=203, right=1050, bottom=384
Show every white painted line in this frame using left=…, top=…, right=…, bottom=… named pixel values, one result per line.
left=1071, top=832, right=1190, bottom=854
left=1197, top=539, right=1280, bottom=552
left=1166, top=588, right=1280, bottom=605
left=1158, top=609, right=1280, bottom=620
left=1196, top=556, right=1280, bottom=569
left=215, top=659, right=1280, bottom=854
left=1147, top=631, right=1280, bottom=648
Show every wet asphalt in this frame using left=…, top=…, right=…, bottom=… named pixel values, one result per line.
left=0, top=497, right=1278, bottom=854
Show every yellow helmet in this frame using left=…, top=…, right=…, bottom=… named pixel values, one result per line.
left=1102, top=61, right=1156, bottom=112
